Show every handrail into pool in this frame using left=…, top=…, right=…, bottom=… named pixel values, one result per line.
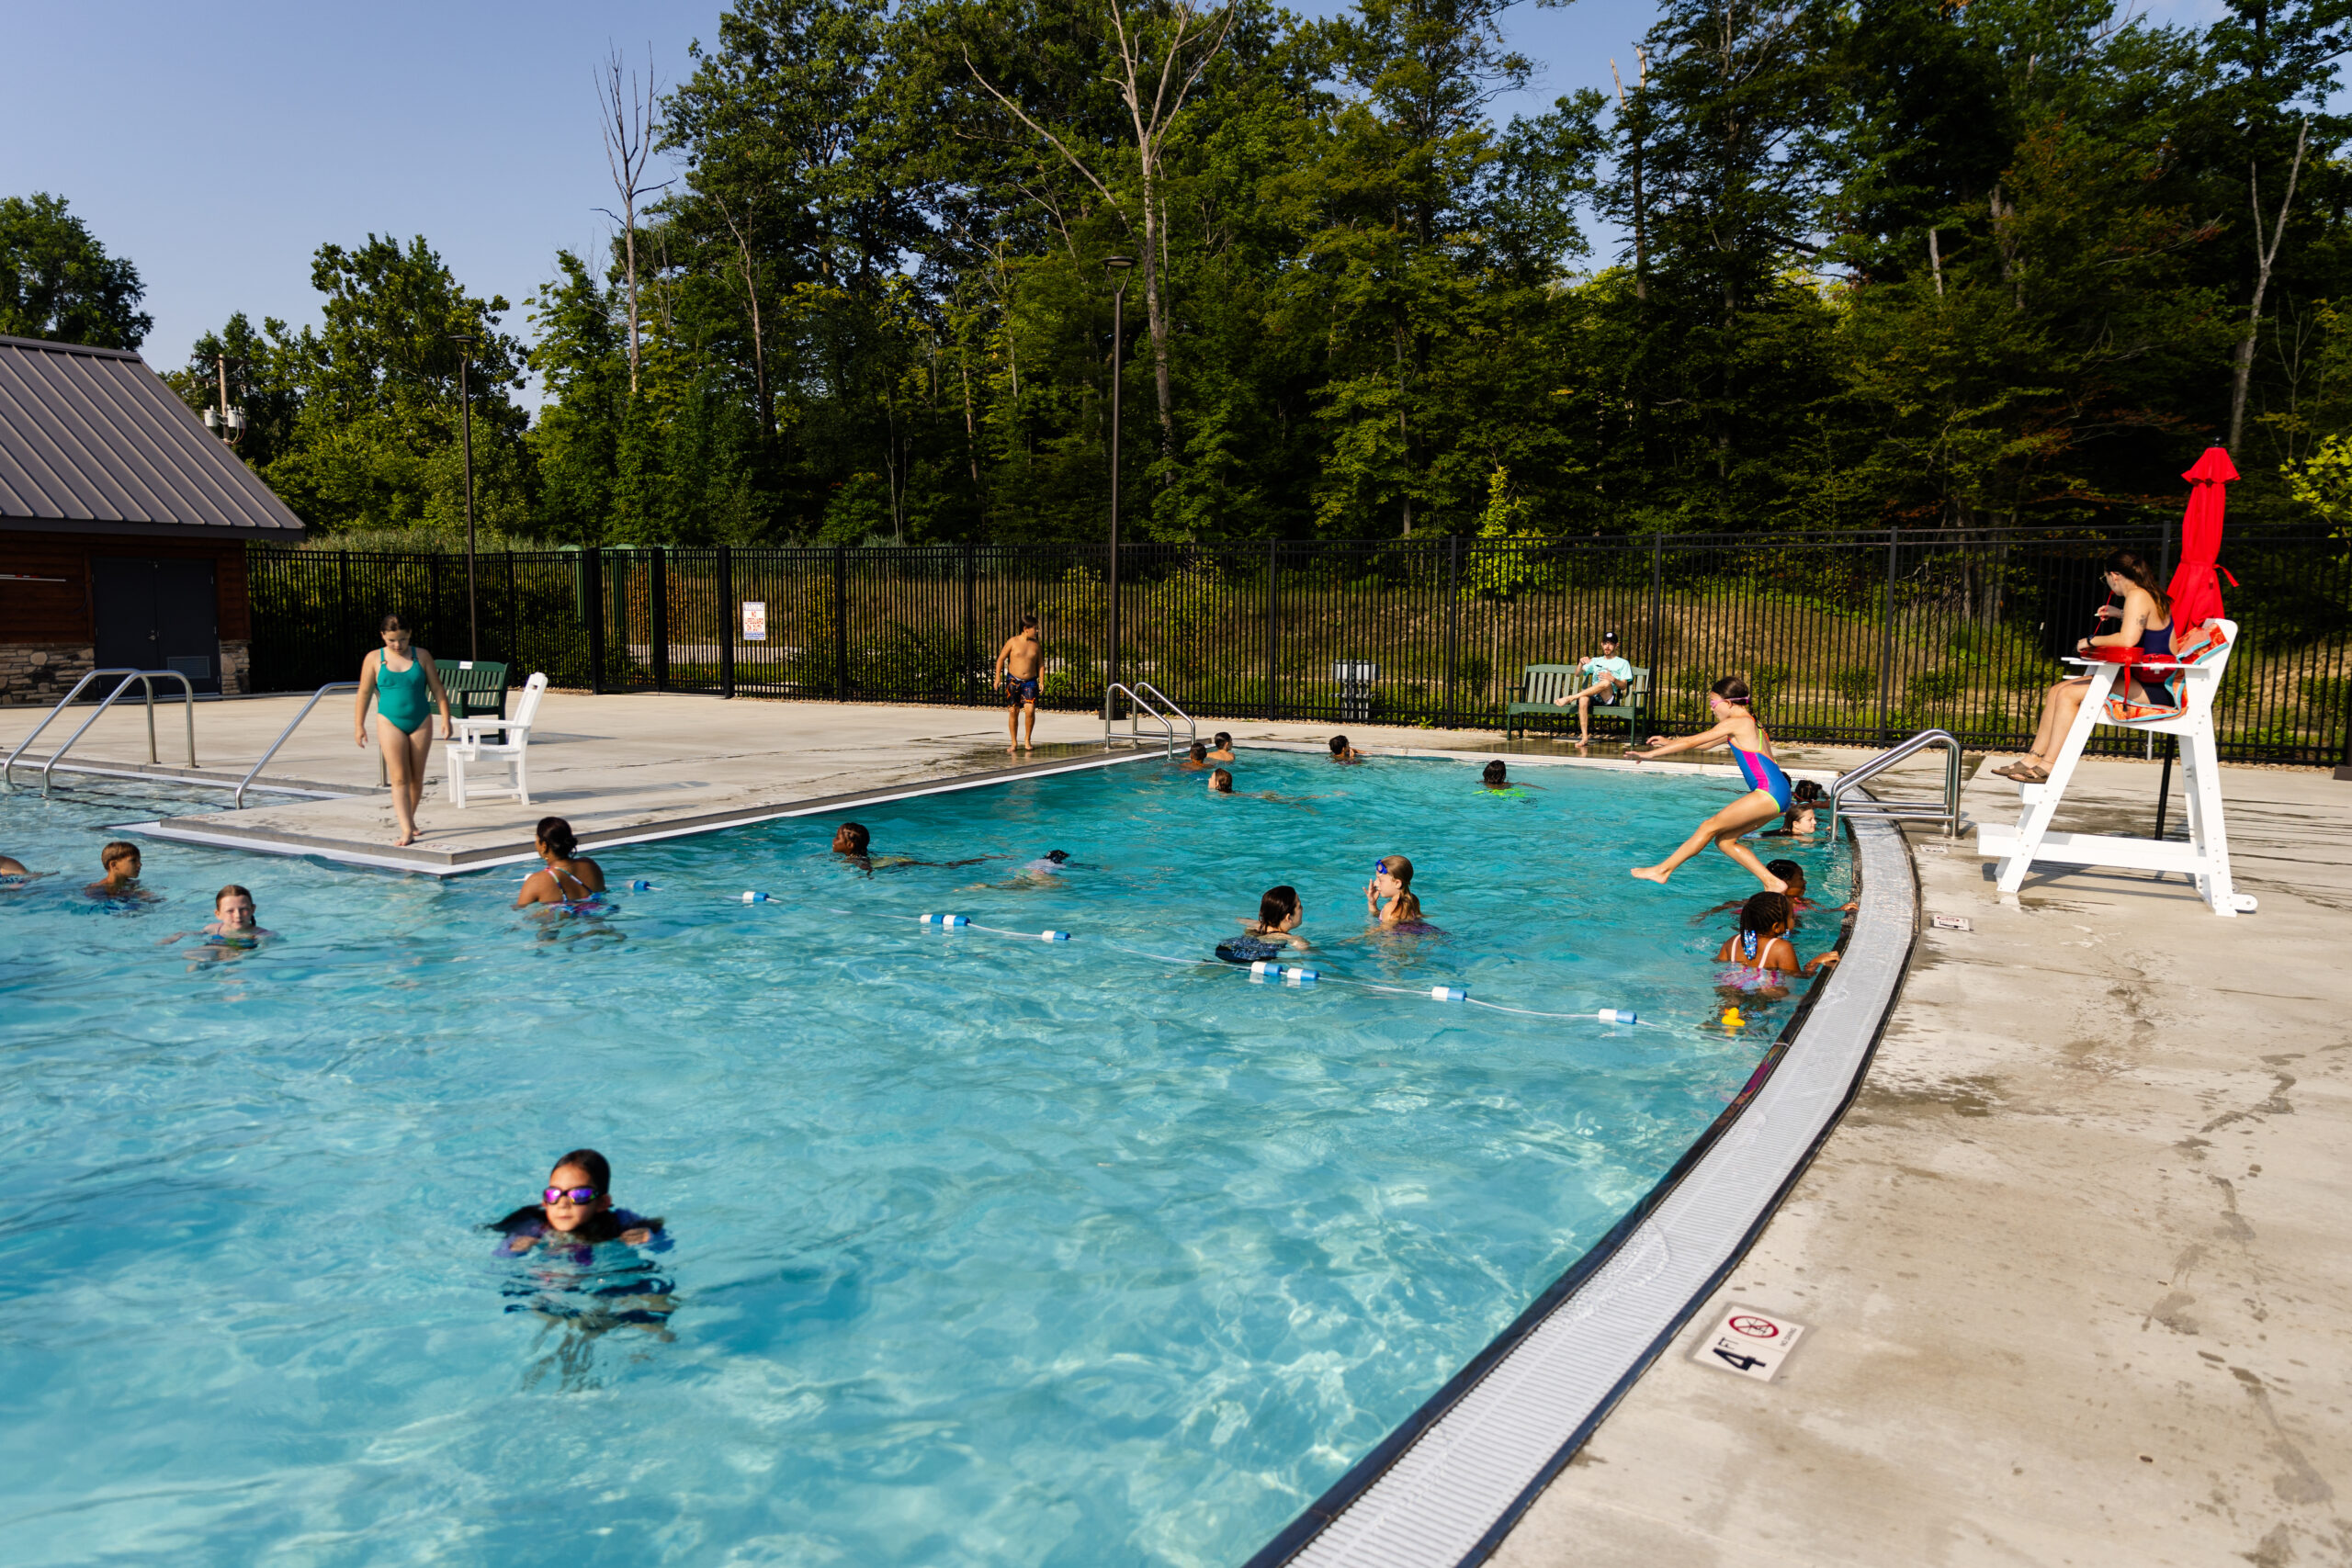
left=233, top=682, right=362, bottom=807
left=1827, top=728, right=1962, bottom=839
left=1103, top=682, right=1194, bottom=757
left=3, top=669, right=198, bottom=795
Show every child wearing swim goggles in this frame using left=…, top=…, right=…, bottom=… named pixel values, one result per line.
left=1366, top=855, right=1428, bottom=928
left=492, top=1148, right=663, bottom=1254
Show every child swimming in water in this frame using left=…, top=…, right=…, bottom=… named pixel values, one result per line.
left=1366, top=854, right=1435, bottom=930
left=1209, top=767, right=1233, bottom=794
left=1762, top=779, right=1826, bottom=838
left=162, top=884, right=276, bottom=960
left=1696, top=861, right=1851, bottom=921
left=1207, top=732, right=1236, bottom=761
left=515, top=818, right=606, bottom=908
left=1181, top=742, right=1211, bottom=771
left=1479, top=759, right=1543, bottom=793
left=492, top=1148, right=663, bottom=1255
left=1329, top=735, right=1364, bottom=763
left=1713, top=892, right=1839, bottom=988
left=1238, top=885, right=1311, bottom=949
left=0, top=853, right=51, bottom=886
left=85, top=840, right=157, bottom=902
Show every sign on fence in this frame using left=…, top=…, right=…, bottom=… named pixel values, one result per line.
left=742, top=602, right=766, bottom=642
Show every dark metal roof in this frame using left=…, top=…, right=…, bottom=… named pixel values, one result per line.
left=0, top=333, right=305, bottom=538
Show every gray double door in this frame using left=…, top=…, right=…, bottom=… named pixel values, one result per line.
left=91, top=558, right=220, bottom=694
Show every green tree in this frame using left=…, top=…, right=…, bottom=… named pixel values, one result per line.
left=0, top=193, right=151, bottom=348
left=268, top=234, right=535, bottom=537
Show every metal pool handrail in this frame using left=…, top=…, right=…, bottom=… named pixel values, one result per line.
left=4, top=668, right=198, bottom=795
left=234, top=682, right=361, bottom=807
left=1103, top=682, right=1194, bottom=757
left=1827, top=728, right=1963, bottom=839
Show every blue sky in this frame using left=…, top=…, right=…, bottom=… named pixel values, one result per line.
left=2, top=0, right=2222, bottom=406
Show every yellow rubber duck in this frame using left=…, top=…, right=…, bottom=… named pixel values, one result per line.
left=1722, top=1006, right=1746, bottom=1029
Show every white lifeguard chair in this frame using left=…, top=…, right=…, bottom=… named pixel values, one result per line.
left=447, top=671, right=548, bottom=808
left=1977, top=619, right=2256, bottom=917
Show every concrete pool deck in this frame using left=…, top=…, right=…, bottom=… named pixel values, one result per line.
left=1495, top=757, right=2352, bottom=1568
left=6, top=690, right=2347, bottom=1562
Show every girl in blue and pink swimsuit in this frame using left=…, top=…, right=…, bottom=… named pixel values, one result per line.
left=1624, top=675, right=1802, bottom=895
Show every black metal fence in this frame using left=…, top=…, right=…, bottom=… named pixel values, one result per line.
left=247, top=525, right=2352, bottom=765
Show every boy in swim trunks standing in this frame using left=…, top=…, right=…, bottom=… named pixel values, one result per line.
left=995, top=611, right=1044, bottom=753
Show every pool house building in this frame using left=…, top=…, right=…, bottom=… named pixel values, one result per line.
left=0, top=333, right=304, bottom=704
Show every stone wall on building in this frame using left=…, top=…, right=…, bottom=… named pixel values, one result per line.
left=220, top=638, right=252, bottom=696
left=0, top=644, right=94, bottom=705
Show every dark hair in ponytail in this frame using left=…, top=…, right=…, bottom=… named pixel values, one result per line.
left=1259, top=885, right=1300, bottom=927
left=536, top=816, right=578, bottom=859
left=2105, top=549, right=2172, bottom=618
left=1711, top=675, right=1753, bottom=704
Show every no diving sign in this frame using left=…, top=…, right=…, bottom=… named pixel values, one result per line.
left=1690, top=1303, right=1808, bottom=1383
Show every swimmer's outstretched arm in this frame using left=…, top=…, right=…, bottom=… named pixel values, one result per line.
left=1626, top=718, right=1735, bottom=761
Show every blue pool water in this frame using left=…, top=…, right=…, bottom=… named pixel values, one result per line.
left=0, top=750, right=1850, bottom=1566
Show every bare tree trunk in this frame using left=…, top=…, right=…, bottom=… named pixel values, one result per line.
left=2231, top=118, right=2309, bottom=454
left=1990, top=186, right=2021, bottom=310
left=1928, top=226, right=1943, bottom=297
left=1613, top=51, right=1650, bottom=301
left=959, top=350, right=982, bottom=484
left=596, top=50, right=668, bottom=400
left=964, top=0, right=1235, bottom=467
left=714, top=197, right=771, bottom=442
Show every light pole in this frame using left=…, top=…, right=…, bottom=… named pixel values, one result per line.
left=1104, top=255, right=1132, bottom=714
left=201, top=354, right=246, bottom=445
left=447, top=333, right=480, bottom=660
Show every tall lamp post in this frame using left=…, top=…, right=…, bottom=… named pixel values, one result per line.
left=447, top=333, right=480, bottom=660
left=1103, top=255, right=1132, bottom=714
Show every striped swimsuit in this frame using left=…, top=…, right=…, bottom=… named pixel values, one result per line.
left=1733, top=735, right=1795, bottom=811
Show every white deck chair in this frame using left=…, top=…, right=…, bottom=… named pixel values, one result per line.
left=447, top=671, right=548, bottom=808
left=1978, top=619, right=2253, bottom=915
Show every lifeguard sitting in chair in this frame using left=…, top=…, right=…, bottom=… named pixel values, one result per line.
left=1992, top=550, right=2182, bottom=783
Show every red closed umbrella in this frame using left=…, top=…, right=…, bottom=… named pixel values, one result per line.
left=2166, top=446, right=2238, bottom=632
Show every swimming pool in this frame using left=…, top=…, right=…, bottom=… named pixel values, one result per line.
left=0, top=750, right=1852, bottom=1566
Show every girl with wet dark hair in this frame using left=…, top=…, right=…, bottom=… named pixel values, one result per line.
left=515, top=816, right=608, bottom=908
left=492, top=1148, right=663, bottom=1255
left=1239, top=884, right=1310, bottom=949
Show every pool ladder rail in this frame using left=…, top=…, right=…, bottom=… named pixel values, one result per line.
left=1, top=667, right=198, bottom=796
left=1826, top=728, right=1963, bottom=839
left=1103, top=682, right=1196, bottom=758
left=234, top=682, right=384, bottom=807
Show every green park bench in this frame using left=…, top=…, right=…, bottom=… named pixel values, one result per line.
left=1504, top=662, right=1651, bottom=740
left=439, top=660, right=511, bottom=732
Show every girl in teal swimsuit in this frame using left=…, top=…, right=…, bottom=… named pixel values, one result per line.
left=354, top=613, right=452, bottom=848
left=1623, top=675, right=1796, bottom=894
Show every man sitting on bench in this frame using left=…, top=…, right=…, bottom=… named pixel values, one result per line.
left=1554, top=632, right=1634, bottom=745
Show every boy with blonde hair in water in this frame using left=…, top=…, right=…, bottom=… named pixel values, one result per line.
left=994, top=610, right=1045, bottom=753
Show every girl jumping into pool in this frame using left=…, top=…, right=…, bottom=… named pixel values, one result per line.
left=1625, top=676, right=1795, bottom=894
left=353, top=613, right=452, bottom=849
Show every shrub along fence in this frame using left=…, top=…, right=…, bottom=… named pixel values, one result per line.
left=247, top=525, right=2352, bottom=766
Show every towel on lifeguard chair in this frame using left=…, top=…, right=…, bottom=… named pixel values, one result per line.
left=2087, top=623, right=2228, bottom=724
